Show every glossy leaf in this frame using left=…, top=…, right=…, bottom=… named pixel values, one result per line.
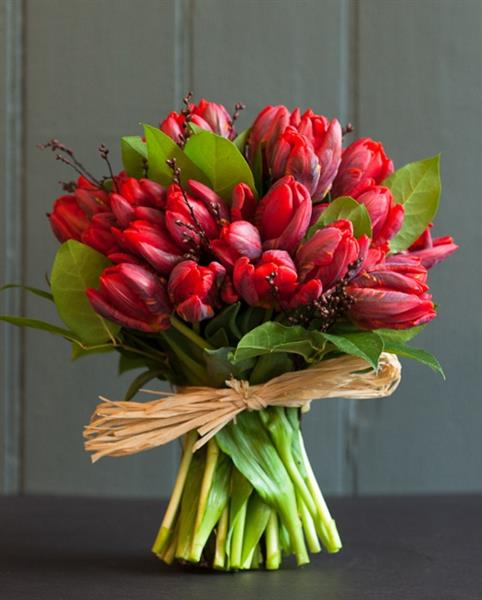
left=233, top=128, right=250, bottom=153
left=71, top=343, right=114, bottom=361
left=322, top=331, right=384, bottom=370
left=120, top=136, right=147, bottom=178
left=50, top=240, right=120, bottom=345
left=0, top=315, right=77, bottom=339
left=232, top=322, right=326, bottom=363
left=143, top=125, right=208, bottom=187
left=183, top=130, right=256, bottom=202
left=384, top=342, right=445, bottom=378
left=307, top=196, right=372, bottom=239
left=384, top=155, right=441, bottom=252
left=204, top=346, right=255, bottom=389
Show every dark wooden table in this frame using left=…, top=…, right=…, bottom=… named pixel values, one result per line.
left=0, top=494, right=481, bottom=599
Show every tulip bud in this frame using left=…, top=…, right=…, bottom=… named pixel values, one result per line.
left=120, top=220, right=184, bottom=275
left=288, top=279, right=323, bottom=309
left=332, top=137, right=394, bottom=198
left=407, top=225, right=458, bottom=269
left=355, top=185, right=404, bottom=246
left=231, top=183, right=257, bottom=222
left=256, top=176, right=312, bottom=254
left=247, top=105, right=291, bottom=163
left=86, top=263, right=171, bottom=332
left=48, top=195, right=91, bottom=242
left=160, top=112, right=185, bottom=144
left=233, top=250, right=298, bottom=308
left=188, top=179, right=230, bottom=224
left=347, top=256, right=436, bottom=329
left=296, top=220, right=359, bottom=289
left=165, top=184, right=219, bottom=249
left=81, top=213, right=119, bottom=256
left=211, top=221, right=262, bottom=268
left=160, top=99, right=235, bottom=143
left=168, top=260, right=224, bottom=322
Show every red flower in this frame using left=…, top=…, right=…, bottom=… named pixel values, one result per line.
left=168, top=260, right=225, bottom=322
left=296, top=220, right=362, bottom=289
left=233, top=250, right=299, bottom=308
left=118, top=220, right=184, bottom=275
left=347, top=256, right=436, bottom=329
left=188, top=180, right=230, bottom=224
left=231, top=183, right=257, bottom=222
left=211, top=221, right=262, bottom=268
left=165, top=184, right=219, bottom=249
left=256, top=176, right=312, bottom=254
left=407, top=225, right=458, bottom=269
left=248, top=106, right=342, bottom=200
left=332, top=138, right=394, bottom=198
left=86, top=263, right=171, bottom=332
left=48, top=195, right=91, bottom=242
left=354, top=185, right=404, bottom=246
left=160, top=99, right=235, bottom=143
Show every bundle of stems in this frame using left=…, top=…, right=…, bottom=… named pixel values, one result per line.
left=152, top=407, right=341, bottom=570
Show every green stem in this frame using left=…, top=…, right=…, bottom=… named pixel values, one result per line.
left=229, top=499, right=248, bottom=569
left=213, top=505, right=229, bottom=570
left=299, top=431, right=342, bottom=553
left=160, top=331, right=208, bottom=385
left=297, top=492, right=321, bottom=554
left=170, top=315, right=213, bottom=350
left=265, top=511, right=281, bottom=570
left=189, top=438, right=220, bottom=561
left=151, top=431, right=197, bottom=556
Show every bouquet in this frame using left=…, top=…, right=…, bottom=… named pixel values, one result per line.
left=1, top=95, right=457, bottom=571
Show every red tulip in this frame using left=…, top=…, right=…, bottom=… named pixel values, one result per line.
left=231, top=183, right=257, bottom=222
left=233, top=250, right=298, bottom=308
left=287, top=279, right=323, bottom=309
left=296, top=220, right=361, bottom=289
left=119, top=220, right=184, bottom=275
left=347, top=256, right=436, bottom=329
left=81, top=213, right=120, bottom=256
left=188, top=179, right=230, bottom=224
left=332, top=138, right=394, bottom=198
left=48, top=195, right=91, bottom=242
left=168, top=260, right=225, bottom=322
left=160, top=99, right=235, bottom=143
left=355, top=185, right=404, bottom=246
left=211, top=221, right=262, bottom=268
left=247, top=105, right=291, bottom=163
left=256, top=176, right=312, bottom=254
left=86, top=263, right=171, bottom=332
left=407, top=225, right=458, bottom=269
left=249, top=106, right=342, bottom=200
left=165, top=184, right=219, bottom=249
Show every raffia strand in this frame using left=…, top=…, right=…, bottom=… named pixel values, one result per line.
left=84, top=352, right=401, bottom=462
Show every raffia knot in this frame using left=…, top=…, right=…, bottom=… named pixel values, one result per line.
left=84, top=352, right=402, bottom=461
left=225, top=377, right=267, bottom=411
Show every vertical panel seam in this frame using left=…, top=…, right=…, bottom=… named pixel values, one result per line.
left=2, top=0, right=25, bottom=494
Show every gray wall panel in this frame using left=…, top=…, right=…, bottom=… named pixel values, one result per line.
left=22, top=0, right=179, bottom=497
left=353, top=0, right=482, bottom=493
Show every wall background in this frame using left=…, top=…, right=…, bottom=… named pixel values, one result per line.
left=1, top=0, right=481, bottom=497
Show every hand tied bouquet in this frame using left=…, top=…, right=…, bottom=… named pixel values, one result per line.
left=1, top=95, right=458, bottom=571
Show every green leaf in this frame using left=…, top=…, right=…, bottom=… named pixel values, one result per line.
left=0, top=315, right=77, bottom=339
left=143, top=124, right=208, bottom=186
left=204, top=346, right=255, bottom=388
left=183, top=130, right=256, bottom=202
left=249, top=353, right=294, bottom=385
left=375, top=325, right=425, bottom=345
left=1, top=284, right=53, bottom=302
left=232, top=322, right=326, bottom=363
left=71, top=343, right=114, bottom=361
left=384, top=342, right=445, bottom=378
left=50, top=240, right=120, bottom=345
left=233, top=128, right=250, bottom=153
left=241, top=493, right=271, bottom=566
left=118, top=352, right=148, bottom=374
left=120, top=136, right=147, bottom=178
left=204, top=302, right=243, bottom=347
left=322, top=331, right=384, bottom=370
left=124, top=368, right=165, bottom=400
left=307, top=196, right=372, bottom=239
left=384, top=155, right=441, bottom=252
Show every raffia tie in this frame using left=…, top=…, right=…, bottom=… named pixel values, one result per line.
left=84, top=352, right=401, bottom=462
